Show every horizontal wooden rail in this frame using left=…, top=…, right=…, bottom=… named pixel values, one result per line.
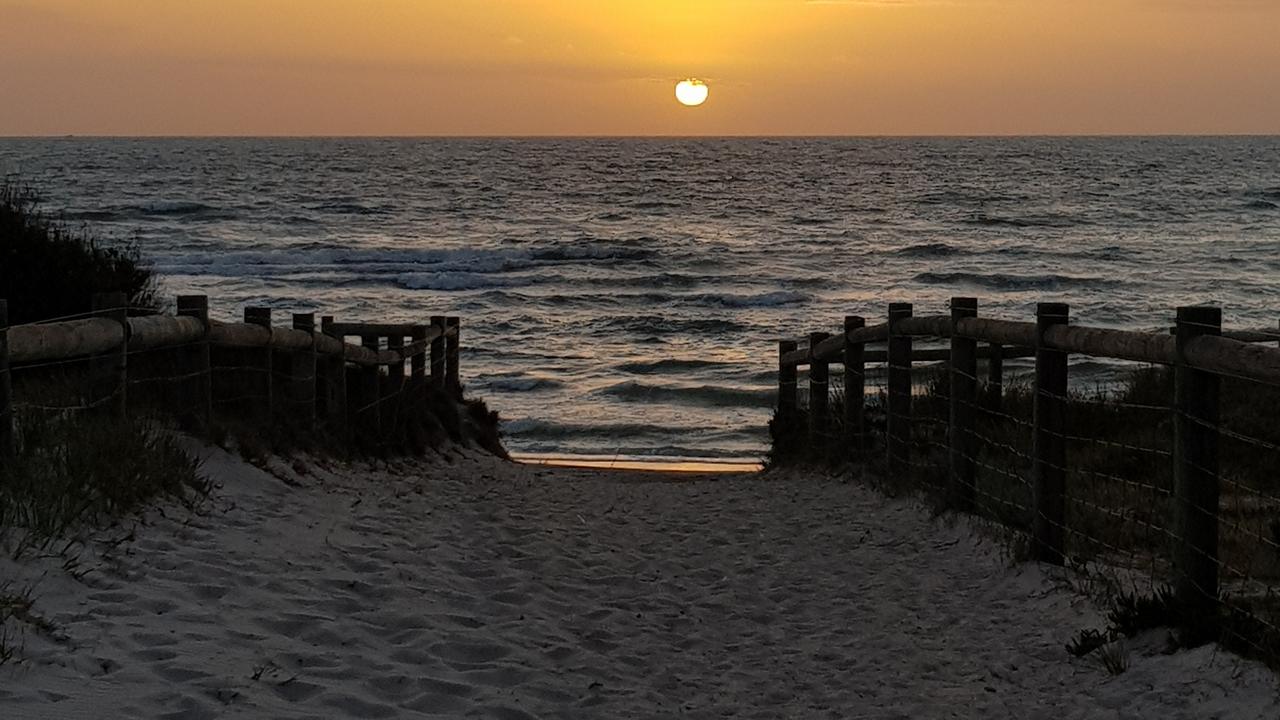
left=864, top=346, right=1035, bottom=364
left=1, top=295, right=465, bottom=459
left=785, top=343, right=1035, bottom=368
left=8, top=318, right=124, bottom=363
left=784, top=322, right=893, bottom=365
left=782, top=310, right=1280, bottom=384
left=126, top=315, right=205, bottom=351
left=325, top=322, right=431, bottom=338
left=8, top=314, right=445, bottom=368
left=1185, top=333, right=1280, bottom=385
left=1222, top=329, right=1280, bottom=343
left=1041, top=325, right=1175, bottom=364
left=894, top=315, right=952, bottom=338
left=952, top=317, right=1037, bottom=349
left=1167, top=327, right=1277, bottom=344
left=847, top=322, right=890, bottom=345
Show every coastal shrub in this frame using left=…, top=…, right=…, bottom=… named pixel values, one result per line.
left=0, top=410, right=209, bottom=557
left=1066, top=585, right=1280, bottom=669
left=0, top=181, right=160, bottom=324
left=207, top=380, right=508, bottom=463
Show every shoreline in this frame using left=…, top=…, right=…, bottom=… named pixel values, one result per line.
left=511, top=452, right=763, bottom=474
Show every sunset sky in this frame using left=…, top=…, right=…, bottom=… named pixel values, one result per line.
left=1, top=0, right=1278, bottom=136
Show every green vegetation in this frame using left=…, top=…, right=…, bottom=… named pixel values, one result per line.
left=214, top=380, right=507, bottom=465
left=1, top=181, right=159, bottom=324
left=2, top=179, right=205, bottom=566
left=0, top=411, right=209, bottom=558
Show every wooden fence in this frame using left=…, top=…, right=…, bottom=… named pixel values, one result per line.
left=777, top=297, right=1280, bottom=650
left=0, top=293, right=462, bottom=453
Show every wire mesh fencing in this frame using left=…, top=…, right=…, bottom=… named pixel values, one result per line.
left=772, top=303, right=1280, bottom=669
left=0, top=299, right=466, bottom=462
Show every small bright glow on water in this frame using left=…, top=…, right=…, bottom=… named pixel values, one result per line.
left=513, top=453, right=761, bottom=474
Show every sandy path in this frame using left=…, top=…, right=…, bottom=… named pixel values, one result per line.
left=1, top=445, right=1276, bottom=718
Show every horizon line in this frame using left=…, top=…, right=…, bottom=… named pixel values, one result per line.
left=3, top=133, right=1280, bottom=141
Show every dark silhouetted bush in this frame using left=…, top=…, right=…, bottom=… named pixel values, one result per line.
left=0, top=181, right=159, bottom=324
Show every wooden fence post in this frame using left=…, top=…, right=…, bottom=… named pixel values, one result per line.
left=386, top=333, right=405, bottom=435
left=320, top=316, right=348, bottom=444
left=91, top=292, right=128, bottom=418
left=292, top=312, right=317, bottom=432
left=1033, top=302, right=1069, bottom=565
left=446, top=316, right=461, bottom=393
left=388, top=334, right=406, bottom=385
left=949, top=297, right=978, bottom=512
left=176, top=295, right=212, bottom=430
left=777, top=339, right=799, bottom=459
left=410, top=324, right=427, bottom=397
left=887, top=303, right=913, bottom=475
left=778, top=340, right=797, bottom=416
left=0, top=300, right=12, bottom=456
left=1173, top=305, right=1222, bottom=635
left=844, top=316, right=865, bottom=458
left=244, top=307, right=273, bottom=421
left=809, top=331, right=831, bottom=461
left=987, top=342, right=1004, bottom=411
left=361, top=334, right=382, bottom=447
left=430, top=315, right=447, bottom=390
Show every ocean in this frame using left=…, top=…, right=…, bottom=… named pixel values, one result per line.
left=2, top=137, right=1278, bottom=463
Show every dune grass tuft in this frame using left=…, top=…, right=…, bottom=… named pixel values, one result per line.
left=0, top=410, right=209, bottom=557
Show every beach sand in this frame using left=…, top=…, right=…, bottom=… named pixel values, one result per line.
left=1, top=444, right=1277, bottom=719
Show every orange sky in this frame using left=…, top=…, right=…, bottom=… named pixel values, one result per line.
left=1, top=0, right=1277, bottom=136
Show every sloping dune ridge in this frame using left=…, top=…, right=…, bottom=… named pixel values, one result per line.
left=1, top=445, right=1277, bottom=718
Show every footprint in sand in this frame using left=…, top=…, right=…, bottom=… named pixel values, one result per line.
left=430, top=640, right=512, bottom=666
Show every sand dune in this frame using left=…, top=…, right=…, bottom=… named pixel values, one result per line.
left=1, top=445, right=1276, bottom=718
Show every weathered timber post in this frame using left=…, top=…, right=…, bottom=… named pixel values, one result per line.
left=778, top=340, right=798, bottom=415
left=886, top=303, right=913, bottom=475
left=386, top=333, right=405, bottom=436
left=388, top=334, right=406, bottom=385
left=320, top=316, right=348, bottom=444
left=0, top=300, right=12, bottom=456
left=987, top=343, right=1004, bottom=411
left=430, top=315, right=447, bottom=390
left=777, top=339, right=799, bottom=459
left=244, top=307, right=273, bottom=421
left=360, top=334, right=382, bottom=448
left=91, top=292, right=128, bottom=418
left=292, top=313, right=318, bottom=432
left=1032, top=302, right=1069, bottom=565
left=177, top=295, right=213, bottom=430
left=1173, top=306, right=1222, bottom=637
left=809, top=331, right=832, bottom=461
left=844, top=316, right=866, bottom=459
left=949, top=297, right=978, bottom=512
left=410, top=324, right=427, bottom=397
left=445, top=317, right=461, bottom=394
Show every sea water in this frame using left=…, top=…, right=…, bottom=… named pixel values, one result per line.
left=2, top=137, right=1278, bottom=462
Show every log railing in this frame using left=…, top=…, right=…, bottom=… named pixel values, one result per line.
left=0, top=293, right=461, bottom=453
left=776, top=297, right=1280, bottom=650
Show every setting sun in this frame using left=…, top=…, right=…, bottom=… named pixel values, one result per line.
left=675, top=79, right=709, bottom=107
